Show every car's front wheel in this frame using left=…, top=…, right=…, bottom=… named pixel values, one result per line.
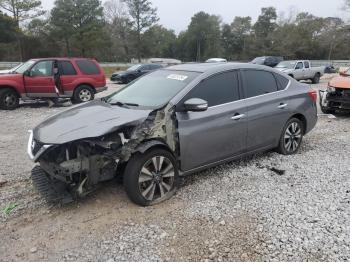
left=124, top=148, right=178, bottom=206
left=0, top=88, right=19, bottom=110
left=276, top=118, right=304, bottom=155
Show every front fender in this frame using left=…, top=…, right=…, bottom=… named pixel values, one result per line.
left=135, top=140, right=171, bottom=154
left=0, top=80, right=23, bottom=94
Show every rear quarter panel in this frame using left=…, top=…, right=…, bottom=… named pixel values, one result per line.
left=71, top=60, right=106, bottom=90
left=286, top=82, right=318, bottom=134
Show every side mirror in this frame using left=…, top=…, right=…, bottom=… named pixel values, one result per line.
left=24, top=70, right=31, bottom=77
left=184, top=98, right=208, bottom=112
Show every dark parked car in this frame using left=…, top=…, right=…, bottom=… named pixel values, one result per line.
left=28, top=63, right=317, bottom=206
left=324, top=65, right=337, bottom=74
left=110, top=63, right=163, bottom=84
left=251, top=56, right=284, bottom=67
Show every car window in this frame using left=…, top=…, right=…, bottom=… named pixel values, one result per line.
left=150, top=64, right=161, bottom=70
left=30, top=61, right=53, bottom=77
left=304, top=61, right=310, bottom=68
left=58, top=61, right=77, bottom=75
left=274, top=73, right=290, bottom=91
left=107, top=70, right=200, bottom=108
left=182, top=71, right=240, bottom=107
left=295, top=62, right=304, bottom=70
left=141, top=65, right=150, bottom=71
left=243, top=70, right=278, bottom=98
left=76, top=60, right=100, bottom=75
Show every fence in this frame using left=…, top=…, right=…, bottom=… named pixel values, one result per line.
left=1, top=60, right=350, bottom=70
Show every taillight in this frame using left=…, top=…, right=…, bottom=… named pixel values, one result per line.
left=308, top=89, right=317, bottom=102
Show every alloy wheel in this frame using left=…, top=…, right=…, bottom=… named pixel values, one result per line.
left=284, top=122, right=302, bottom=153
left=4, top=93, right=17, bottom=107
left=79, top=89, right=92, bottom=102
left=138, top=156, right=175, bottom=201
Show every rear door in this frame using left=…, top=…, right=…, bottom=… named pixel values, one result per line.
left=24, top=60, right=56, bottom=96
left=58, top=60, right=78, bottom=94
left=241, top=69, right=291, bottom=151
left=176, top=70, right=247, bottom=171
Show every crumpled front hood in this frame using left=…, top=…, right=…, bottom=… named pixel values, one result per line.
left=33, top=100, right=152, bottom=144
left=329, top=76, right=350, bottom=89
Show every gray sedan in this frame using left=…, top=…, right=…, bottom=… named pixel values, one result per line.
left=28, top=63, right=318, bottom=206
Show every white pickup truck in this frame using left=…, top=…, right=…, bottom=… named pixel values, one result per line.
left=275, top=60, right=325, bottom=84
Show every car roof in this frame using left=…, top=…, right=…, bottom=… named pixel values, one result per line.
left=165, top=62, right=277, bottom=73
left=30, top=57, right=95, bottom=61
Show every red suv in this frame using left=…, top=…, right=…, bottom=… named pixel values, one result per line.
left=0, top=58, right=107, bottom=110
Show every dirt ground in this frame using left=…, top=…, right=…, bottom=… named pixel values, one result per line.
left=1, top=78, right=350, bottom=261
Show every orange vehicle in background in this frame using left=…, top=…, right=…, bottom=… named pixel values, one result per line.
left=320, top=68, right=350, bottom=114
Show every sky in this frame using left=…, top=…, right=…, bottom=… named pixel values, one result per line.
left=42, top=0, right=347, bottom=33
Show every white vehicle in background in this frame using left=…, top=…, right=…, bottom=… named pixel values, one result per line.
left=275, top=60, right=325, bottom=84
left=206, top=58, right=227, bottom=63
left=0, top=63, right=22, bottom=74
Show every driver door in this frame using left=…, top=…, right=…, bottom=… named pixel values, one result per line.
left=294, top=62, right=304, bottom=79
left=176, top=71, right=247, bottom=171
left=24, top=60, right=56, bottom=96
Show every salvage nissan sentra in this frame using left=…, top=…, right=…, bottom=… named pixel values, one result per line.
left=27, top=63, right=318, bottom=206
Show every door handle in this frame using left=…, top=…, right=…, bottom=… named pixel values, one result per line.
left=278, top=103, right=288, bottom=109
left=231, top=114, right=245, bottom=120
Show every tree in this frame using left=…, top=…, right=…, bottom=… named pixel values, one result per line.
left=104, top=0, right=134, bottom=61
left=50, top=0, right=104, bottom=57
left=254, top=7, right=277, bottom=38
left=0, top=0, right=44, bottom=60
left=123, top=0, right=159, bottom=62
left=142, top=25, right=177, bottom=58
left=185, top=12, right=222, bottom=61
left=0, top=11, right=17, bottom=43
left=0, top=0, right=44, bottom=25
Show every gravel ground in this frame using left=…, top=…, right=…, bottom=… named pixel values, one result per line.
left=1, top=79, right=350, bottom=261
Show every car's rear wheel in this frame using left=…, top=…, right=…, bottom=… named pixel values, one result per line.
left=72, top=85, right=95, bottom=104
left=123, top=148, right=178, bottom=206
left=0, top=88, right=19, bottom=110
left=312, top=73, right=320, bottom=84
left=276, top=118, right=304, bottom=155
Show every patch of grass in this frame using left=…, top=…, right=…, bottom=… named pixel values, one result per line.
left=102, top=66, right=128, bottom=78
left=3, top=203, right=18, bottom=215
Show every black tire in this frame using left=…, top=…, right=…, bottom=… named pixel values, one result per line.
left=0, top=88, right=19, bottom=110
left=312, top=73, right=320, bottom=84
left=320, top=106, right=335, bottom=114
left=276, top=118, right=304, bottom=155
left=72, top=85, right=95, bottom=103
left=123, top=148, right=179, bottom=206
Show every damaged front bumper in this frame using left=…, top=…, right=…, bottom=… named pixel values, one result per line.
left=319, top=89, right=350, bottom=111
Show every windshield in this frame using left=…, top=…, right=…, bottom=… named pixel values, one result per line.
left=107, top=70, right=200, bottom=108
left=14, top=60, right=36, bottom=74
left=275, top=61, right=296, bottom=69
left=127, top=64, right=142, bottom=71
